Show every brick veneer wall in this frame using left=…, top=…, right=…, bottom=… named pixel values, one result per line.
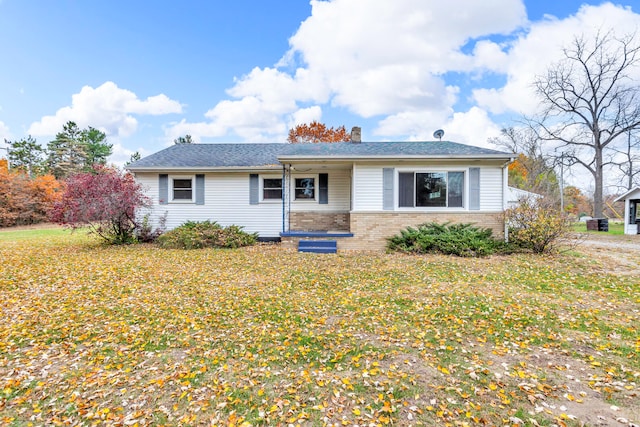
left=339, top=211, right=505, bottom=251
left=289, top=212, right=350, bottom=231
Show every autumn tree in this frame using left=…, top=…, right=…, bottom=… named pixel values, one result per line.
left=563, top=186, right=592, bottom=216
left=532, top=30, right=640, bottom=217
left=0, top=159, right=62, bottom=227
left=51, top=166, right=150, bottom=244
left=287, top=121, right=350, bottom=143
left=490, top=127, right=560, bottom=199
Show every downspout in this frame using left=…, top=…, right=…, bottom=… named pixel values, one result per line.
left=282, top=165, right=286, bottom=234
left=502, top=158, right=513, bottom=242
left=288, top=164, right=292, bottom=232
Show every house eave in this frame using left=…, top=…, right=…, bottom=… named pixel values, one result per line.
left=614, top=186, right=640, bottom=202
left=127, top=154, right=516, bottom=173
left=126, top=165, right=283, bottom=173
left=277, top=154, right=516, bottom=162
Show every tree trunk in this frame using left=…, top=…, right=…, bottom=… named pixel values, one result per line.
left=593, top=146, right=604, bottom=218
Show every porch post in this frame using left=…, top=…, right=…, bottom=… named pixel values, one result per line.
left=288, top=164, right=292, bottom=232
left=282, top=165, right=286, bottom=233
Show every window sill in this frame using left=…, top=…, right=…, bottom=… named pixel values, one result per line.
left=396, top=207, right=467, bottom=211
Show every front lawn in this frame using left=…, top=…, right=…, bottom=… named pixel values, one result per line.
left=572, top=220, right=625, bottom=235
left=0, top=231, right=638, bottom=426
left=0, top=225, right=72, bottom=242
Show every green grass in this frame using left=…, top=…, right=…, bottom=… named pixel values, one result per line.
left=572, top=219, right=625, bottom=234
left=0, top=226, right=96, bottom=246
left=0, top=225, right=72, bottom=240
left=0, top=230, right=637, bottom=426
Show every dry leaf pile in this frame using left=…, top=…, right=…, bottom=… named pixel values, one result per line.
left=0, top=233, right=638, bottom=426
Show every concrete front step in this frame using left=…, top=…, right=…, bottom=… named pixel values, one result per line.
left=298, top=240, right=337, bottom=254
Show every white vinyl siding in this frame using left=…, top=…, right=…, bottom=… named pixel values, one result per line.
left=136, top=172, right=282, bottom=237
left=289, top=169, right=350, bottom=212
left=352, top=165, right=383, bottom=211
left=352, top=163, right=506, bottom=212
left=479, top=167, right=503, bottom=211
left=136, top=169, right=351, bottom=238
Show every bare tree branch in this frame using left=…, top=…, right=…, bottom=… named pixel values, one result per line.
left=531, top=29, right=640, bottom=217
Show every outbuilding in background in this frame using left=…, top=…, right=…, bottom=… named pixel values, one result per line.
left=614, top=187, right=640, bottom=235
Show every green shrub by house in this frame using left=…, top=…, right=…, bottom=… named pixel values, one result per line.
left=387, top=222, right=506, bottom=257
left=157, top=220, right=258, bottom=249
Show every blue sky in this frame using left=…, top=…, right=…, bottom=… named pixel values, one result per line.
left=1, top=0, right=639, bottom=176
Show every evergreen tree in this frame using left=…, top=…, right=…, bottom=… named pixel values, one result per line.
left=47, top=122, right=112, bottom=179
left=124, top=151, right=142, bottom=167
left=81, top=127, right=112, bottom=171
left=173, top=134, right=193, bottom=144
left=5, top=136, right=45, bottom=176
left=47, top=121, right=85, bottom=179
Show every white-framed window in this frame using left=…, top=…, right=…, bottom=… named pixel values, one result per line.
left=171, top=176, right=194, bottom=202
left=262, top=177, right=283, bottom=200
left=398, top=170, right=464, bottom=208
left=294, top=177, right=316, bottom=200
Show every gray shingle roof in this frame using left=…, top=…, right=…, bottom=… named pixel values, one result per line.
left=127, top=141, right=513, bottom=170
left=282, top=141, right=511, bottom=158
left=128, top=143, right=285, bottom=169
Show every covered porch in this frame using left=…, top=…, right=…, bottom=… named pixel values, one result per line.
left=278, top=162, right=354, bottom=251
left=614, top=187, right=640, bottom=235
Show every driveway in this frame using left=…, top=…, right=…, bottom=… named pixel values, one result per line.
left=573, top=232, right=640, bottom=275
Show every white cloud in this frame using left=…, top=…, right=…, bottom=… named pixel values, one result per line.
left=167, top=67, right=326, bottom=143
left=375, top=109, right=453, bottom=140
left=285, top=0, right=526, bottom=120
left=474, top=3, right=640, bottom=116
left=161, top=1, right=640, bottom=151
left=168, top=0, right=527, bottom=142
left=441, top=107, right=503, bottom=148
left=375, top=106, right=501, bottom=148
left=472, top=40, right=511, bottom=73
left=29, top=81, right=182, bottom=138
left=109, top=142, right=153, bottom=168
left=288, top=106, right=323, bottom=128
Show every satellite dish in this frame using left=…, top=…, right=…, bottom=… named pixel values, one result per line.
left=433, top=129, right=445, bottom=141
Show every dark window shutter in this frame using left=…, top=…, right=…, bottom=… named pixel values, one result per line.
left=319, top=173, right=328, bottom=204
left=469, top=167, right=480, bottom=210
left=249, top=174, right=259, bottom=205
left=159, top=174, right=168, bottom=205
left=383, top=168, right=394, bottom=210
left=398, top=172, right=414, bottom=207
left=195, top=174, right=205, bottom=205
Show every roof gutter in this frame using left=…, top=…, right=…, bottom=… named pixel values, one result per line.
left=126, top=165, right=282, bottom=173
left=277, top=154, right=516, bottom=162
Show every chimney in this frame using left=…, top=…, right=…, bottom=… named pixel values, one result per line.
left=350, top=126, right=361, bottom=143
